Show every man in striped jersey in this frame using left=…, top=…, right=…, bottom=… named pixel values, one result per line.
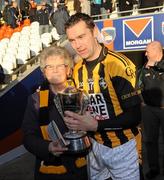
left=64, top=13, right=142, bottom=180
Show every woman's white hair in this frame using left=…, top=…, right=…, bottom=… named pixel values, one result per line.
left=39, top=45, right=73, bottom=72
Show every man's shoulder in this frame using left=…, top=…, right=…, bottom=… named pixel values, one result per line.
left=105, top=50, right=135, bottom=68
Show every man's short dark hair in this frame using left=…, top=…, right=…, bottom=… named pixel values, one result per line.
left=65, top=13, right=95, bottom=31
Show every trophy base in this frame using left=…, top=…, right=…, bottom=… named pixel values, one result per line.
left=64, top=131, right=91, bottom=154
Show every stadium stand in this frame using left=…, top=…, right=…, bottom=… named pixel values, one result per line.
left=0, top=18, right=60, bottom=90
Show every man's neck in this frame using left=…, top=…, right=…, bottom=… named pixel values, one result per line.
left=87, top=43, right=102, bottom=62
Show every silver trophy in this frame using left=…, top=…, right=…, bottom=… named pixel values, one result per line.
left=58, top=87, right=91, bottom=154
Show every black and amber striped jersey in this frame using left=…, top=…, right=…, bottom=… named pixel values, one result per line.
left=73, top=44, right=141, bottom=148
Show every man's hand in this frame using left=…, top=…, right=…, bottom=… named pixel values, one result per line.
left=48, top=140, right=68, bottom=156
left=64, top=111, right=98, bottom=132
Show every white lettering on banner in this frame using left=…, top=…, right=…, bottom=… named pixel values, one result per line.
left=88, top=93, right=109, bottom=120
left=126, top=39, right=151, bottom=46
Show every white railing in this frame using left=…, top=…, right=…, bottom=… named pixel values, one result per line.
left=92, top=5, right=164, bottom=20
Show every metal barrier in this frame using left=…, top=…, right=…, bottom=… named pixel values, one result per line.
left=91, top=5, right=164, bottom=20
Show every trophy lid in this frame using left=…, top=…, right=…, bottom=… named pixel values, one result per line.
left=59, top=77, right=82, bottom=95
left=63, top=86, right=79, bottom=94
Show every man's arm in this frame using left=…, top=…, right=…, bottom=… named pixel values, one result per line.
left=154, top=59, right=164, bottom=71
left=64, top=103, right=141, bottom=132
left=97, top=104, right=141, bottom=131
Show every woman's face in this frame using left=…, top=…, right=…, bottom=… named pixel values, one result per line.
left=43, top=55, right=69, bottom=86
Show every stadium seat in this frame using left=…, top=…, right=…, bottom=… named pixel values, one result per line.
left=17, top=48, right=31, bottom=65
left=2, top=54, right=17, bottom=75
left=1, top=62, right=13, bottom=74
left=41, top=32, right=52, bottom=48
left=13, top=26, right=22, bottom=33
left=23, top=19, right=31, bottom=26
left=21, top=26, right=31, bottom=36
left=3, top=54, right=17, bottom=69
left=0, top=38, right=9, bottom=49
left=51, top=27, right=60, bottom=40
left=10, top=32, right=21, bottom=42
left=0, top=47, right=6, bottom=59
left=30, top=44, right=42, bottom=56
left=3, top=26, right=14, bottom=38
left=30, top=21, right=39, bottom=29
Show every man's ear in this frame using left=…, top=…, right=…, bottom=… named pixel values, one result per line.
left=93, top=26, right=99, bottom=39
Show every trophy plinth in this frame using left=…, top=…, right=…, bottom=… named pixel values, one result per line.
left=64, top=131, right=91, bottom=154
left=58, top=89, right=91, bottom=154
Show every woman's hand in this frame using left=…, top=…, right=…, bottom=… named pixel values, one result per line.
left=48, top=140, right=68, bottom=156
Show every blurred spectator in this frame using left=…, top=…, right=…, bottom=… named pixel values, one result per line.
left=2, top=0, right=11, bottom=25
left=73, top=0, right=81, bottom=13
left=140, top=0, right=163, bottom=13
left=101, top=0, right=112, bottom=18
left=50, top=0, right=67, bottom=6
left=60, top=0, right=67, bottom=5
left=8, top=0, right=20, bottom=28
left=79, top=0, right=91, bottom=15
left=20, top=0, right=31, bottom=19
left=29, top=0, right=37, bottom=22
left=36, top=0, right=50, bottom=35
left=42, top=0, right=53, bottom=14
left=50, top=3, right=69, bottom=35
left=140, top=0, right=163, bottom=8
left=117, top=0, right=139, bottom=16
left=91, top=0, right=101, bottom=17
left=51, top=0, right=60, bottom=11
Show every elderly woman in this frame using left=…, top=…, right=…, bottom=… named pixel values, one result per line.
left=22, top=45, right=88, bottom=180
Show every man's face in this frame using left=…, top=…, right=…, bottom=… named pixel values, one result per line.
left=66, top=21, right=97, bottom=60
left=5, top=1, right=8, bottom=5
left=43, top=55, right=68, bottom=85
left=145, top=45, right=158, bottom=62
left=13, top=2, right=18, bottom=8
